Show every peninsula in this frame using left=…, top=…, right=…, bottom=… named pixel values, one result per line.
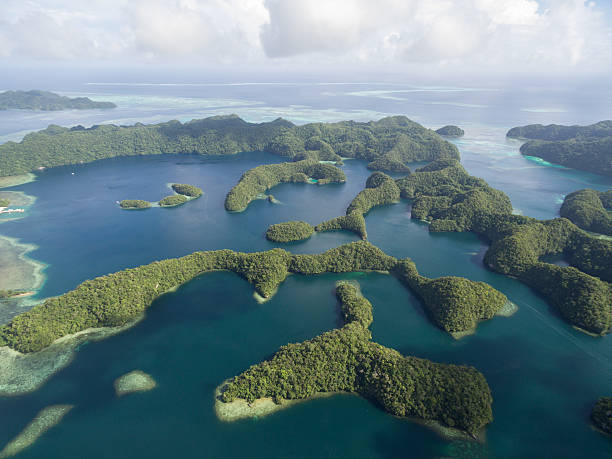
left=217, top=282, right=493, bottom=436
left=0, top=90, right=116, bottom=111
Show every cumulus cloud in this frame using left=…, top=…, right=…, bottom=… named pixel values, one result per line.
left=261, top=0, right=610, bottom=69
left=0, top=0, right=609, bottom=72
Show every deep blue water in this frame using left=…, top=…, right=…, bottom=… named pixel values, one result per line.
left=0, top=79, right=610, bottom=458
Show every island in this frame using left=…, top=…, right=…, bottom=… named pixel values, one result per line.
left=0, top=241, right=512, bottom=354
left=224, top=160, right=346, bottom=211
left=0, top=90, right=116, bottom=111
left=159, top=195, right=188, bottom=207
left=436, top=125, right=465, bottom=136
left=0, top=115, right=459, bottom=177
left=391, top=159, right=611, bottom=335
left=217, top=282, right=493, bottom=436
left=315, top=171, right=400, bottom=239
left=0, top=199, right=9, bottom=207
left=507, top=121, right=612, bottom=176
left=560, top=189, right=611, bottom=236
left=591, top=397, right=612, bottom=435
left=171, top=183, right=203, bottom=198
left=119, top=199, right=151, bottom=209
left=121, top=183, right=202, bottom=209
left=114, top=370, right=157, bottom=396
left=265, top=221, right=315, bottom=242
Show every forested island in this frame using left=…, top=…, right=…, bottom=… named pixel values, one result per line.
left=315, top=171, right=400, bottom=239
left=119, top=200, right=151, bottom=209
left=436, top=125, right=465, bottom=136
left=591, top=397, right=612, bottom=435
left=121, top=183, right=202, bottom=209
left=0, top=90, right=116, bottom=111
left=265, top=221, right=315, bottom=242
left=218, top=282, right=493, bottom=436
left=225, top=160, right=345, bottom=211
left=560, top=189, right=611, bottom=236
left=0, top=241, right=511, bottom=353
left=394, top=159, right=611, bottom=335
left=159, top=195, right=188, bottom=207
left=507, top=121, right=612, bottom=176
left=171, top=183, right=203, bottom=198
left=0, top=115, right=459, bottom=177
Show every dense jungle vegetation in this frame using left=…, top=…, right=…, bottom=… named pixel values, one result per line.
left=507, top=121, right=612, bottom=176
left=225, top=159, right=346, bottom=211
left=265, top=221, right=315, bottom=242
left=0, top=115, right=459, bottom=177
left=394, top=160, right=611, bottom=335
left=393, top=259, right=508, bottom=333
left=0, top=90, right=116, bottom=111
left=220, top=281, right=493, bottom=435
left=119, top=200, right=151, bottom=209
left=171, top=183, right=203, bottom=197
left=560, top=189, right=611, bottom=236
left=507, top=120, right=612, bottom=141
left=0, top=241, right=510, bottom=353
left=159, top=195, right=188, bottom=207
left=315, top=171, right=400, bottom=239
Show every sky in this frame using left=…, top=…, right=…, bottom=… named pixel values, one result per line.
left=0, top=0, right=611, bottom=78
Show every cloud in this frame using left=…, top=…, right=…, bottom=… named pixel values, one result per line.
left=261, top=0, right=610, bottom=70
left=0, top=0, right=609, bottom=73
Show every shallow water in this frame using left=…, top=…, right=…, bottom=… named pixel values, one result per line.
left=0, top=80, right=611, bottom=458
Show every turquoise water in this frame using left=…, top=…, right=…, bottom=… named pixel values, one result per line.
left=0, top=81, right=611, bottom=457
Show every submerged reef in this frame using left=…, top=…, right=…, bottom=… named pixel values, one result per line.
left=114, top=370, right=157, bottom=396
left=218, top=282, right=493, bottom=436
left=0, top=405, right=73, bottom=458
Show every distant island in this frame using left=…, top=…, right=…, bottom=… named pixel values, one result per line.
left=0, top=90, right=116, bottom=111
left=436, top=125, right=465, bottom=136
left=0, top=115, right=459, bottom=177
left=507, top=121, right=612, bottom=176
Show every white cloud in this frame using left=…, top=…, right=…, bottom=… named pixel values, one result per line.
left=0, top=0, right=609, bottom=73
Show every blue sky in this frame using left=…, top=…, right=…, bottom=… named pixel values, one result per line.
left=0, top=0, right=610, bottom=76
